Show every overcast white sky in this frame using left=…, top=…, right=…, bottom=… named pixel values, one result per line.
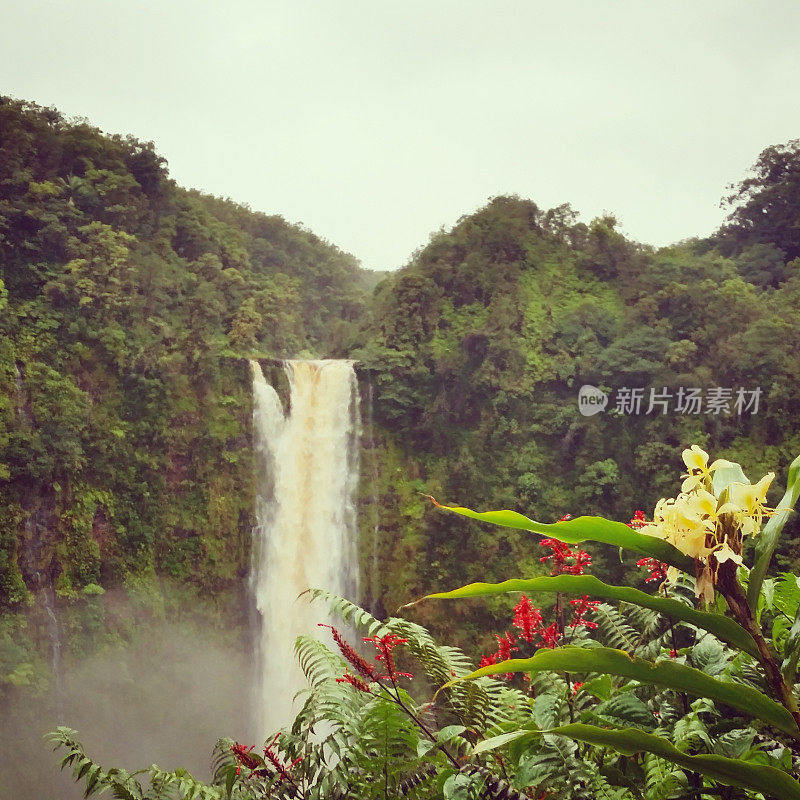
left=3, top=1, right=800, bottom=271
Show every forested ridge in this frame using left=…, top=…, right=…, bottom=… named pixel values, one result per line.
left=0, top=98, right=377, bottom=690
left=353, top=177, right=800, bottom=641
left=2, top=97, right=800, bottom=687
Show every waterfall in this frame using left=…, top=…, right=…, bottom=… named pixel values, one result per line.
left=250, top=359, right=360, bottom=738
left=41, top=583, right=64, bottom=719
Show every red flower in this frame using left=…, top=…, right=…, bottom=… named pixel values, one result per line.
left=628, top=509, right=648, bottom=529
left=512, top=595, right=543, bottom=644
left=336, top=672, right=372, bottom=693
left=569, top=595, right=600, bottom=630
left=496, top=631, right=518, bottom=661
left=540, top=539, right=592, bottom=575
left=636, top=557, right=668, bottom=583
left=231, top=743, right=261, bottom=775
left=564, top=548, right=592, bottom=575
left=319, top=624, right=378, bottom=680
left=363, top=633, right=413, bottom=680
left=539, top=622, right=561, bottom=649
left=263, top=734, right=301, bottom=783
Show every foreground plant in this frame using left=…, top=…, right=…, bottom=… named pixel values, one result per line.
left=419, top=446, right=800, bottom=799
left=48, top=446, right=800, bottom=799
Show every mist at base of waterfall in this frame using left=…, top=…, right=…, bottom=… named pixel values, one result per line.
left=0, top=599, right=253, bottom=800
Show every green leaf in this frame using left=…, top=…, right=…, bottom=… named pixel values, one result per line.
left=224, top=764, right=236, bottom=799
left=110, top=784, right=138, bottom=800
left=533, top=693, right=564, bottom=729
left=418, top=574, right=759, bottom=658
left=782, top=603, right=800, bottom=684
left=472, top=729, right=534, bottom=755
left=443, top=772, right=474, bottom=800
left=444, top=646, right=799, bottom=737
left=428, top=501, right=695, bottom=572
left=771, top=572, right=800, bottom=619
left=592, top=694, right=657, bottom=730
left=76, top=758, right=93, bottom=781
left=417, top=738, right=437, bottom=757
left=538, top=724, right=800, bottom=800
left=84, top=764, right=102, bottom=796
left=437, top=724, right=467, bottom=742
left=748, top=453, right=800, bottom=613
left=713, top=728, right=756, bottom=759
left=691, top=635, right=728, bottom=675
left=599, top=765, right=644, bottom=800
left=582, top=674, right=613, bottom=701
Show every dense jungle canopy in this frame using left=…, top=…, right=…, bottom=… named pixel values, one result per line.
left=1, top=97, right=800, bottom=681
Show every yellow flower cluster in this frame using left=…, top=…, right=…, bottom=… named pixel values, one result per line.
left=642, top=445, right=774, bottom=590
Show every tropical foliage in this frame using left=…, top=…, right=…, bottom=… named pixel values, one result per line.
left=4, top=96, right=800, bottom=798
left=51, top=448, right=800, bottom=799
left=0, top=97, right=375, bottom=696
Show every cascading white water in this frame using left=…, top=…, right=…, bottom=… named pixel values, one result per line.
left=250, top=359, right=360, bottom=738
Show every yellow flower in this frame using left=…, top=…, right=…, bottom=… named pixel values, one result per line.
left=642, top=448, right=778, bottom=603
left=645, top=492, right=715, bottom=560
left=712, top=539, right=744, bottom=566
left=723, top=472, right=775, bottom=537
left=681, top=446, right=714, bottom=492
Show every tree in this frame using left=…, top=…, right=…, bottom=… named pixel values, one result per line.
left=719, top=140, right=800, bottom=274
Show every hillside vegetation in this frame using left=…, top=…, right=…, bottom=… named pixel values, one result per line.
left=2, top=97, right=800, bottom=677
left=0, top=97, right=373, bottom=626
left=352, top=186, right=800, bottom=640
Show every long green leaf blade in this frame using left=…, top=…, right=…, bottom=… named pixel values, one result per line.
left=416, top=574, right=759, bottom=658
left=747, top=454, right=800, bottom=613
left=782, top=602, right=800, bottom=684
left=445, top=646, right=798, bottom=737
left=429, top=500, right=694, bottom=573
left=544, top=724, right=800, bottom=800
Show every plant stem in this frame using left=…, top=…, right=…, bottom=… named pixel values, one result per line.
left=716, top=560, right=800, bottom=741
left=378, top=682, right=461, bottom=769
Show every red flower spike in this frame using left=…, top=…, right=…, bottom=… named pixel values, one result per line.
left=362, top=633, right=413, bottom=681
left=513, top=595, right=543, bottom=644
left=318, top=624, right=378, bottom=680
left=496, top=631, right=518, bottom=662
left=539, top=622, right=561, bottom=649
left=262, top=734, right=297, bottom=784
left=636, top=557, right=668, bottom=583
left=569, top=595, right=600, bottom=630
left=231, top=743, right=261, bottom=773
left=572, top=682, right=584, bottom=695
left=628, top=509, right=648, bottom=529
left=540, top=538, right=592, bottom=575
left=336, top=672, right=372, bottom=693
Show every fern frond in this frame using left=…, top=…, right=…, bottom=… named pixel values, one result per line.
left=593, top=603, right=640, bottom=653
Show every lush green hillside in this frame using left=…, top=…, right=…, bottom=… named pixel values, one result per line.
left=3, top=95, right=800, bottom=685
left=0, top=97, right=377, bottom=692
left=353, top=189, right=800, bottom=642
